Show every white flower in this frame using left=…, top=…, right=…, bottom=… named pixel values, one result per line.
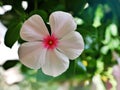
left=3, top=66, right=24, bottom=85
left=18, top=11, right=84, bottom=77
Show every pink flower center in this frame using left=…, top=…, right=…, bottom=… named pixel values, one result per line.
left=43, top=34, right=58, bottom=50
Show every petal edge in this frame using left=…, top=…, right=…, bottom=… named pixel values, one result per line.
left=42, top=49, right=69, bottom=77
left=18, top=42, right=47, bottom=69
left=49, top=11, right=77, bottom=39
left=20, top=15, right=49, bottom=41
left=58, top=31, right=84, bottom=59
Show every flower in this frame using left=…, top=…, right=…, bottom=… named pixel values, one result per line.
left=18, top=11, right=84, bottom=77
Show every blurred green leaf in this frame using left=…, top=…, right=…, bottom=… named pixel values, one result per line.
left=5, top=22, right=22, bottom=48
left=101, top=45, right=109, bottom=55
left=109, top=23, right=118, bottom=36
left=109, top=38, right=120, bottom=49
left=2, top=60, right=19, bottom=70
left=93, top=4, right=104, bottom=27
left=66, top=0, right=87, bottom=15
left=102, top=25, right=111, bottom=44
left=36, top=69, right=53, bottom=82
left=96, top=58, right=104, bottom=74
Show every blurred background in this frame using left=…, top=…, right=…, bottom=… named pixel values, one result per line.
left=0, top=0, right=120, bottom=90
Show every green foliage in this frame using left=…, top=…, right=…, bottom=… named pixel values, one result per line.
left=4, top=22, right=22, bottom=48
left=37, top=70, right=54, bottom=82
left=2, top=60, right=19, bottom=70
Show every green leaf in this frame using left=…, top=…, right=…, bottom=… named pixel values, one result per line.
left=96, top=59, right=104, bottom=74
left=5, top=22, right=22, bottom=48
left=109, top=23, right=118, bottom=36
left=102, top=26, right=111, bottom=44
left=100, top=45, right=109, bottom=55
left=2, top=60, right=19, bottom=70
left=109, top=38, right=120, bottom=49
left=36, top=69, right=53, bottom=82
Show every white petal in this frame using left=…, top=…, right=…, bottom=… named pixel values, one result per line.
left=20, top=15, right=49, bottom=41
left=49, top=11, right=77, bottom=38
left=42, top=49, right=69, bottom=77
left=18, top=42, right=47, bottom=69
left=58, top=31, right=84, bottom=59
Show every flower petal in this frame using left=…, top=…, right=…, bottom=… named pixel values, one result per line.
left=18, top=42, right=47, bottom=69
left=58, top=31, right=84, bottom=59
left=20, top=15, right=49, bottom=41
left=49, top=11, right=77, bottom=38
left=42, top=49, right=69, bottom=77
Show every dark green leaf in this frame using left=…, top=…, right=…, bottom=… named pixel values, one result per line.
left=4, top=22, right=22, bottom=48
left=2, top=60, right=19, bottom=70
left=66, top=0, right=87, bottom=15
